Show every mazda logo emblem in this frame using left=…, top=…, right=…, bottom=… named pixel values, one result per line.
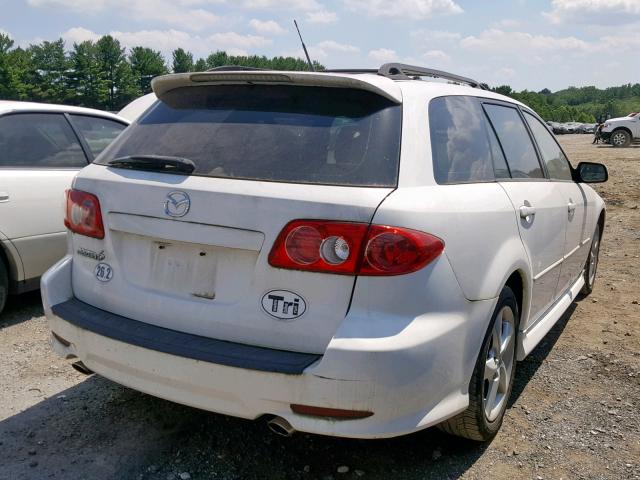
left=164, top=191, right=190, bottom=218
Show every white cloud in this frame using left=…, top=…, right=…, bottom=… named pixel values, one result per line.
left=368, top=48, right=397, bottom=62
left=59, top=27, right=270, bottom=60
left=242, top=0, right=320, bottom=10
left=61, top=26, right=100, bottom=44
left=306, top=10, right=338, bottom=23
left=460, top=29, right=590, bottom=54
left=546, top=0, right=640, bottom=25
left=344, top=0, right=463, bottom=19
left=316, top=40, right=359, bottom=53
left=248, top=19, right=285, bottom=35
left=207, top=31, right=270, bottom=50
left=422, top=49, right=450, bottom=61
left=282, top=40, right=359, bottom=62
left=491, top=18, right=520, bottom=29
left=27, top=0, right=222, bottom=31
left=497, top=67, right=516, bottom=78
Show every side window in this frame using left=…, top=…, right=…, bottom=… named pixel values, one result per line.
left=483, top=104, right=544, bottom=179
left=70, top=115, right=127, bottom=158
left=429, top=96, right=495, bottom=184
left=0, top=113, right=87, bottom=168
left=484, top=117, right=511, bottom=179
left=523, top=111, right=573, bottom=181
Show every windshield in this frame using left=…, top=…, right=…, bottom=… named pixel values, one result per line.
left=97, top=85, right=402, bottom=187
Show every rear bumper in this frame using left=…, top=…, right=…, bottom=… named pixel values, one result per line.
left=42, top=255, right=496, bottom=438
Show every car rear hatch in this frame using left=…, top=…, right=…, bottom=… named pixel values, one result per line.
left=70, top=73, right=402, bottom=354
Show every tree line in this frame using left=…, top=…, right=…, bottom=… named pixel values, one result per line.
left=492, top=84, right=640, bottom=123
left=0, top=33, right=322, bottom=111
left=1, top=32, right=639, bottom=120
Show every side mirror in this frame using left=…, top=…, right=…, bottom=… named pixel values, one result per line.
left=576, top=162, right=608, bottom=183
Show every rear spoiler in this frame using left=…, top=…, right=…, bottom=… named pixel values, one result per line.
left=151, top=71, right=402, bottom=104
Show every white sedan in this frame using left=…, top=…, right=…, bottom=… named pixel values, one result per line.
left=0, top=101, right=128, bottom=313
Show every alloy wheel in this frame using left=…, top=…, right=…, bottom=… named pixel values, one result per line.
left=483, top=306, right=516, bottom=422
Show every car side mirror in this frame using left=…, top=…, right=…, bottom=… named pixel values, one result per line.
left=576, top=162, right=608, bottom=183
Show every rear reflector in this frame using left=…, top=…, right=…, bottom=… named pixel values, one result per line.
left=269, top=220, right=444, bottom=276
left=64, top=189, right=105, bottom=239
left=290, top=404, right=373, bottom=419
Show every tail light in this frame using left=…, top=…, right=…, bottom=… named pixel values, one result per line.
left=64, top=189, right=105, bottom=239
left=269, top=220, right=444, bottom=276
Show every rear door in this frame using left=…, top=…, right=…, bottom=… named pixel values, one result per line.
left=522, top=110, right=588, bottom=295
left=70, top=84, right=403, bottom=354
left=482, top=102, right=568, bottom=328
left=0, top=112, right=89, bottom=280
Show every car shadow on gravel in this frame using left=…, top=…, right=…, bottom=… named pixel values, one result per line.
left=1, top=375, right=491, bottom=480
left=509, top=302, right=577, bottom=406
left=0, top=290, right=44, bottom=329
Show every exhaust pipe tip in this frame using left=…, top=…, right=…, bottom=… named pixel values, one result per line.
left=71, top=361, right=94, bottom=376
left=267, top=416, right=296, bottom=437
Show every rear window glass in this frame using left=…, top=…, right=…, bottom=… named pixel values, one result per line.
left=97, top=85, right=402, bottom=187
left=429, top=96, right=496, bottom=184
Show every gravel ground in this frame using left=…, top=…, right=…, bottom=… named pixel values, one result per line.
left=1, top=134, right=639, bottom=480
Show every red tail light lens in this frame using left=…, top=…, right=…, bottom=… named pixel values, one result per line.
left=269, top=220, right=444, bottom=276
left=64, top=189, right=104, bottom=239
left=360, top=225, right=444, bottom=276
left=269, top=220, right=368, bottom=274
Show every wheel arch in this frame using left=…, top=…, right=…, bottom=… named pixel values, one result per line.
left=0, top=233, right=25, bottom=286
left=611, top=126, right=632, bottom=136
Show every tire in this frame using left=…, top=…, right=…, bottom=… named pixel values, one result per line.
left=0, top=259, right=8, bottom=315
left=581, top=223, right=601, bottom=296
left=610, top=130, right=631, bottom=148
left=438, top=286, right=519, bottom=441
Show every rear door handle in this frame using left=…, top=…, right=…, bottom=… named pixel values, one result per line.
left=0, top=192, right=9, bottom=202
left=567, top=201, right=576, bottom=212
left=519, top=205, right=536, bottom=219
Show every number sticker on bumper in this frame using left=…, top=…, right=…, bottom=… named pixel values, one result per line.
left=95, top=263, right=113, bottom=282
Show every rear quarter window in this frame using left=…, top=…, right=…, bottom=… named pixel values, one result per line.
left=428, top=96, right=498, bottom=184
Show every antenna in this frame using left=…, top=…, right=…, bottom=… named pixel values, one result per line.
left=293, top=19, right=315, bottom=72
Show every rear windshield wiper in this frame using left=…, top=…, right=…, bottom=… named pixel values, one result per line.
left=107, top=155, right=196, bottom=174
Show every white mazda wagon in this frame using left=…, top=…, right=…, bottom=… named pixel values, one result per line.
left=42, top=64, right=607, bottom=441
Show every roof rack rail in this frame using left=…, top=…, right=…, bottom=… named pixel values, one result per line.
left=378, top=63, right=488, bottom=89
left=322, top=68, right=378, bottom=74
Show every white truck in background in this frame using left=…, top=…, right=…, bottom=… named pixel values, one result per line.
left=601, top=112, right=640, bottom=147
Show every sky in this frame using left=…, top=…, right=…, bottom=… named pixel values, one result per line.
left=1, top=0, right=639, bottom=91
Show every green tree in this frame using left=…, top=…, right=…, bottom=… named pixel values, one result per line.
left=193, top=58, right=208, bottom=71
left=129, top=46, right=167, bottom=94
left=0, top=33, right=15, bottom=98
left=28, top=39, right=68, bottom=103
left=68, top=40, right=108, bottom=108
left=172, top=48, right=193, bottom=73
left=96, top=35, right=129, bottom=109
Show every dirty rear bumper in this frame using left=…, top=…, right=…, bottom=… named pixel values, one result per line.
left=42, top=255, right=495, bottom=438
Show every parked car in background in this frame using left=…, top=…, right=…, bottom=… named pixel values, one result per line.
left=601, top=112, right=640, bottom=147
left=0, top=101, right=128, bottom=313
left=43, top=64, right=607, bottom=442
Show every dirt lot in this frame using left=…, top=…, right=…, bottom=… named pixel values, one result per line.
left=1, top=134, right=638, bottom=480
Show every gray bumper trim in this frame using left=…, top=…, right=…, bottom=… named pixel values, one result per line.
left=51, top=298, right=321, bottom=374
